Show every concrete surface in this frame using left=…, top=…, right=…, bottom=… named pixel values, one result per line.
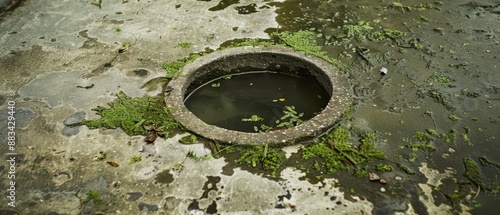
left=0, top=0, right=373, bottom=214
left=1, top=0, right=499, bottom=214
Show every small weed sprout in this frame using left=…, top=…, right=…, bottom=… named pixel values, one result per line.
left=129, top=155, right=142, bottom=164
left=175, top=42, right=193, bottom=49
left=85, top=191, right=104, bottom=205
left=95, top=151, right=107, bottom=161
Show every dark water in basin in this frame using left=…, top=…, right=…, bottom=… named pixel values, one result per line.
left=184, top=71, right=330, bottom=132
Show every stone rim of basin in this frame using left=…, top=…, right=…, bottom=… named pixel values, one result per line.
left=166, top=46, right=352, bottom=145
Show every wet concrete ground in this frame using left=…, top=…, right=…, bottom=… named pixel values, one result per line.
left=1, top=0, right=499, bottom=214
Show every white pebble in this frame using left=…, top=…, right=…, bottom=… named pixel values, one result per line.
left=380, top=67, right=388, bottom=75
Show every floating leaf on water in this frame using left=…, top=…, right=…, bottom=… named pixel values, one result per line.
left=279, top=98, right=285, bottom=102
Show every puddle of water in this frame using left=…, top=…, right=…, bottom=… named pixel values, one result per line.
left=155, top=169, right=174, bottom=184
left=208, top=0, right=240, bottom=11
left=235, top=3, right=258, bottom=15
left=184, top=71, right=330, bottom=132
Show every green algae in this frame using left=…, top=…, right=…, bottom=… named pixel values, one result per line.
left=301, top=142, right=349, bottom=173
left=333, top=21, right=373, bottom=44
left=368, top=28, right=406, bottom=41
left=438, top=130, right=456, bottom=144
left=235, top=144, right=286, bottom=175
left=405, top=143, right=436, bottom=153
left=85, top=191, right=104, bottom=205
left=74, top=91, right=181, bottom=136
left=166, top=30, right=342, bottom=79
left=273, top=30, right=341, bottom=66
left=301, top=127, right=385, bottom=174
left=464, top=157, right=486, bottom=190
left=186, top=150, right=212, bottom=162
left=416, top=14, right=429, bottom=22
left=413, top=131, right=433, bottom=142
left=398, top=163, right=416, bottom=174
left=417, top=88, right=456, bottom=111
left=445, top=181, right=472, bottom=207
left=160, top=52, right=206, bottom=78
left=358, top=132, right=385, bottom=160
left=222, top=38, right=275, bottom=48
left=327, top=20, right=405, bottom=45
left=444, top=157, right=500, bottom=207
left=428, top=72, right=453, bottom=86
left=129, top=155, right=142, bottom=165
left=375, top=163, right=394, bottom=172
left=175, top=42, right=193, bottom=49
left=413, top=3, right=432, bottom=10
left=426, top=128, right=437, bottom=136
left=95, top=151, right=107, bottom=161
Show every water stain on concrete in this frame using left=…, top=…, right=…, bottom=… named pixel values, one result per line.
left=155, top=169, right=174, bottom=184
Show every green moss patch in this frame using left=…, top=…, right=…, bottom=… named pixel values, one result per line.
left=74, top=91, right=181, bottom=136
left=85, top=191, right=104, bottom=205
left=463, top=157, right=486, bottom=190
left=301, top=127, right=385, bottom=174
left=160, top=52, right=206, bottom=78
left=273, top=30, right=340, bottom=66
left=229, top=144, right=286, bottom=175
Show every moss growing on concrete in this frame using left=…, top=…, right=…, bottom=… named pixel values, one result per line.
left=368, top=28, right=406, bottom=41
left=438, top=130, right=456, bottom=144
left=175, top=42, right=193, bottom=49
left=235, top=144, right=286, bottom=175
left=445, top=181, right=471, bottom=207
left=75, top=91, right=181, bottom=136
left=463, top=157, right=486, bottom=190
left=429, top=72, right=453, bottom=86
left=273, top=30, right=341, bottom=66
left=375, top=163, right=394, bottom=172
left=405, top=143, right=436, bottom=153
left=301, top=127, right=385, bottom=174
left=302, top=142, right=349, bottom=173
left=398, top=163, right=416, bottom=174
left=129, top=155, right=142, bottom=164
left=334, top=21, right=374, bottom=43
left=85, top=191, right=104, bottom=205
left=160, top=52, right=205, bottom=78
left=222, top=38, right=275, bottom=48
left=358, top=132, right=385, bottom=159
left=413, top=131, right=433, bottom=142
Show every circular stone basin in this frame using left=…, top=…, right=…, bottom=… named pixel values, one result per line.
left=166, top=46, right=352, bottom=145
